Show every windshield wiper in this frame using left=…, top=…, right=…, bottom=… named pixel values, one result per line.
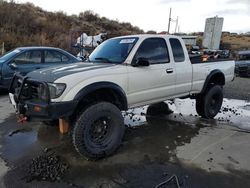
left=95, top=57, right=113, bottom=63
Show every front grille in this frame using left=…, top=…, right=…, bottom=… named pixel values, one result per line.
left=238, top=66, right=248, bottom=74
left=19, top=82, right=47, bottom=102
left=239, top=66, right=248, bottom=71
left=30, top=85, right=39, bottom=99
left=10, top=74, right=50, bottom=103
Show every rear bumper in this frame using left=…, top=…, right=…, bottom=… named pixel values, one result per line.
left=9, top=74, right=77, bottom=121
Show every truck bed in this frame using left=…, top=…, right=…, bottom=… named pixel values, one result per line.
left=189, top=54, right=233, bottom=64
left=191, top=59, right=235, bottom=93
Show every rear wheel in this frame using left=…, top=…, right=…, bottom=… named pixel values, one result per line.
left=196, top=85, right=223, bottom=119
left=72, top=102, right=125, bottom=160
left=195, top=96, right=204, bottom=117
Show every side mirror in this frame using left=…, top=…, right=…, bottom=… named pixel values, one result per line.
left=132, top=58, right=150, bottom=67
left=9, top=62, right=18, bottom=70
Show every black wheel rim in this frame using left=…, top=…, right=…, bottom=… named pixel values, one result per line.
left=89, top=117, right=112, bottom=145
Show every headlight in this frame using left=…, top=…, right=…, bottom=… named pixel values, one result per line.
left=48, top=83, right=66, bottom=99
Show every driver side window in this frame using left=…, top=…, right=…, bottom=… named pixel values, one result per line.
left=133, top=38, right=169, bottom=64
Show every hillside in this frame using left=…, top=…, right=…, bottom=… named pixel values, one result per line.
left=221, top=34, right=250, bottom=52
left=0, top=1, right=143, bottom=54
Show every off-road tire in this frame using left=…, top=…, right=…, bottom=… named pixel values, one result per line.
left=195, top=85, right=223, bottom=119
left=195, top=95, right=205, bottom=117
left=72, top=102, right=125, bottom=160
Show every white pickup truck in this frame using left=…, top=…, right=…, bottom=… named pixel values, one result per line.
left=9, top=34, right=235, bottom=159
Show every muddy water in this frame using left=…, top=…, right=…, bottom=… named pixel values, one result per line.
left=1, top=98, right=250, bottom=187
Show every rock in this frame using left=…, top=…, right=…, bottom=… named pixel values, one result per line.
left=44, top=148, right=49, bottom=153
left=140, top=112, right=146, bottom=116
left=25, top=154, right=69, bottom=182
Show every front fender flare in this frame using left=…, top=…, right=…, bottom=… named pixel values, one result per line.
left=74, top=82, right=128, bottom=110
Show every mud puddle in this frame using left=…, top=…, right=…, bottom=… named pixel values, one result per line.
left=1, top=98, right=250, bottom=187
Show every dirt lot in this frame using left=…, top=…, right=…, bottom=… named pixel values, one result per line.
left=0, top=77, right=250, bottom=188
left=224, top=76, right=250, bottom=101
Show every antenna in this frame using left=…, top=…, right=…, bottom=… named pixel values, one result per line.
left=167, top=8, right=172, bottom=33
left=175, top=16, right=179, bottom=34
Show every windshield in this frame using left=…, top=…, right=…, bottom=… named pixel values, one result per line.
left=89, top=37, right=138, bottom=64
left=0, top=49, right=21, bottom=62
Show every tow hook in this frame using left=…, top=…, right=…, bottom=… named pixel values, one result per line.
left=17, top=114, right=28, bottom=123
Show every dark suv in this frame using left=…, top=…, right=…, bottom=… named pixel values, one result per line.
left=235, top=50, right=250, bottom=77
left=0, top=47, right=80, bottom=89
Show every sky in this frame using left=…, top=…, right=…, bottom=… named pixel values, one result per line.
left=14, top=0, right=250, bottom=33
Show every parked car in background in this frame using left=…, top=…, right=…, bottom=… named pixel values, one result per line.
left=0, top=47, right=81, bottom=89
left=235, top=50, right=250, bottom=77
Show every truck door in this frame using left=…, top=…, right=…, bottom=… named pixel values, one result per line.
left=169, top=38, right=192, bottom=95
left=127, top=37, right=176, bottom=106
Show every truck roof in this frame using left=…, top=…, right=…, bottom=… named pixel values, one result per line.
left=112, top=34, right=180, bottom=40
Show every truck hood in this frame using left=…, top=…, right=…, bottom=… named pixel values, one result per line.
left=27, top=62, right=116, bottom=82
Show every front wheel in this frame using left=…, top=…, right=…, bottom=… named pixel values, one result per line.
left=195, top=85, right=223, bottom=119
left=72, top=102, right=125, bottom=160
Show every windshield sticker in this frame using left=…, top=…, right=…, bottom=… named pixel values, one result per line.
left=120, top=39, right=136, bottom=44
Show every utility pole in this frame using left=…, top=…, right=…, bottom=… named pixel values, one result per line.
left=175, top=16, right=179, bottom=34
left=1, top=42, right=4, bottom=55
left=167, top=8, right=172, bottom=34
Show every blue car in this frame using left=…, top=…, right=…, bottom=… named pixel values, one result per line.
left=0, top=47, right=81, bottom=89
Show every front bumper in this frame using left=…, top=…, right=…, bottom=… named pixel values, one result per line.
left=9, top=74, right=77, bottom=121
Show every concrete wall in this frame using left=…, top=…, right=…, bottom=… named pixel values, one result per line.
left=202, top=16, right=224, bottom=50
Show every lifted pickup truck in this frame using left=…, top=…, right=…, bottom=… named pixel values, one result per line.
left=9, top=34, right=235, bottom=159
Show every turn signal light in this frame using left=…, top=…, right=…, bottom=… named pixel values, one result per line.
left=34, top=106, right=42, bottom=112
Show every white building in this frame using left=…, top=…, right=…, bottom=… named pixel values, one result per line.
left=202, top=16, right=224, bottom=50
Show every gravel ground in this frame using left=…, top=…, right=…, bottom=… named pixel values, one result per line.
left=0, top=76, right=250, bottom=188
left=224, top=76, right=250, bottom=101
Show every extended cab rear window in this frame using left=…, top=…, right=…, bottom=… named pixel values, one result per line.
left=169, top=38, right=185, bottom=62
left=133, top=38, right=169, bottom=64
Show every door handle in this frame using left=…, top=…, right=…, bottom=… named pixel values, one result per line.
left=36, top=67, right=41, bottom=69
left=166, top=68, right=174, bottom=74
